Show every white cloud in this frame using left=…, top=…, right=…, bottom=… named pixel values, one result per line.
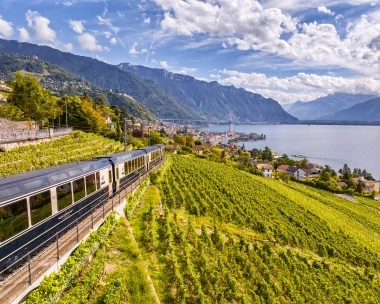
left=77, top=33, right=104, bottom=51
left=144, top=17, right=151, bottom=24
left=63, top=43, right=73, bottom=51
left=128, top=43, right=148, bottom=56
left=129, top=42, right=140, bottom=56
left=317, top=6, right=335, bottom=16
left=0, top=16, right=13, bottom=38
left=151, top=59, right=157, bottom=63
left=210, top=74, right=221, bottom=79
left=218, top=69, right=380, bottom=103
left=68, top=20, right=85, bottom=34
left=62, top=1, right=74, bottom=7
left=154, top=0, right=380, bottom=76
left=110, top=37, right=117, bottom=45
left=171, top=67, right=197, bottom=74
left=18, top=27, right=31, bottom=42
left=26, top=10, right=56, bottom=42
left=160, top=61, right=171, bottom=68
left=335, top=14, right=344, bottom=22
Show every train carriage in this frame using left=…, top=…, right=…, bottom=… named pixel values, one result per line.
left=0, top=143, right=164, bottom=275
left=0, top=159, right=112, bottom=272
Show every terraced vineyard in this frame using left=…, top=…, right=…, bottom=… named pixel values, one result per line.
left=0, top=131, right=124, bottom=177
left=34, top=154, right=380, bottom=303
left=133, top=155, right=380, bottom=303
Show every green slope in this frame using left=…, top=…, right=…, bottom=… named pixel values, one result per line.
left=131, top=155, right=380, bottom=303
left=0, top=53, right=154, bottom=120
left=0, top=131, right=124, bottom=177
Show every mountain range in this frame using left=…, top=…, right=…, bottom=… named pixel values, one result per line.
left=118, top=63, right=296, bottom=123
left=0, top=53, right=154, bottom=120
left=320, top=97, right=380, bottom=121
left=286, top=93, right=377, bottom=120
left=0, top=38, right=296, bottom=123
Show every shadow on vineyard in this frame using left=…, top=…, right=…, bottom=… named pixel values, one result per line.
left=53, top=155, right=380, bottom=303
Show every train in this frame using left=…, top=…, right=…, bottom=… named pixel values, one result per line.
left=0, top=144, right=164, bottom=274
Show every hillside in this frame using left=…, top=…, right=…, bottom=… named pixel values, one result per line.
left=118, top=63, right=297, bottom=123
left=286, top=93, right=377, bottom=120
left=53, top=155, right=380, bottom=302
left=0, top=53, right=153, bottom=120
left=0, top=39, right=202, bottom=120
left=0, top=131, right=124, bottom=177
left=320, top=97, right=380, bottom=122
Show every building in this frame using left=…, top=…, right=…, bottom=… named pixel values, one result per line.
left=256, top=163, right=274, bottom=178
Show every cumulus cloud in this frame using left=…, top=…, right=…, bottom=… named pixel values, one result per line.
left=77, top=33, right=104, bottom=51
left=129, top=42, right=140, bottom=56
left=154, top=0, right=380, bottom=76
left=317, top=6, right=335, bottom=16
left=128, top=42, right=147, bottom=55
left=18, top=27, right=31, bottom=42
left=218, top=69, right=380, bottom=103
left=144, top=17, right=151, bottom=24
left=110, top=37, right=117, bottom=45
left=68, top=20, right=85, bottom=34
left=160, top=61, right=171, bottom=68
left=26, top=10, right=56, bottom=42
left=0, top=15, right=13, bottom=38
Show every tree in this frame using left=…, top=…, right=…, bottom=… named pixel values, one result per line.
left=148, top=130, right=163, bottom=145
left=185, top=132, right=194, bottom=147
left=262, top=146, right=273, bottom=161
left=356, top=180, right=363, bottom=193
left=8, top=72, right=45, bottom=126
left=0, top=104, right=24, bottom=120
left=173, top=134, right=186, bottom=145
left=194, top=139, right=202, bottom=145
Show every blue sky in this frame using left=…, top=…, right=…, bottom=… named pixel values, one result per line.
left=1, top=0, right=380, bottom=104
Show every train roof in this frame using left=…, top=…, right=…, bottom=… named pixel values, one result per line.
left=0, top=158, right=111, bottom=204
left=98, top=149, right=146, bottom=165
left=141, top=144, right=164, bottom=153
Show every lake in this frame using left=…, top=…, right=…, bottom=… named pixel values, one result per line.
left=202, top=124, right=380, bottom=180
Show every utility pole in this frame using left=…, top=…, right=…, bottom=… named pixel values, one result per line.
left=124, top=118, right=127, bottom=151
left=148, top=126, right=151, bottom=146
left=65, top=95, right=68, bottom=129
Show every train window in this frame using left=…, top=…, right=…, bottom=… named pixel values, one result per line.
left=124, top=162, right=128, bottom=174
left=116, top=168, right=119, bottom=180
left=23, top=179, right=48, bottom=191
left=86, top=174, right=96, bottom=195
left=0, top=199, right=28, bottom=242
left=30, top=190, right=52, bottom=225
left=108, top=169, right=112, bottom=183
left=56, top=183, right=72, bottom=211
left=51, top=172, right=68, bottom=182
left=96, top=172, right=102, bottom=188
left=68, top=168, right=82, bottom=177
left=73, top=178, right=86, bottom=202
left=0, top=185, right=23, bottom=200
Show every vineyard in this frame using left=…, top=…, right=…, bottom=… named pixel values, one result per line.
left=29, top=154, right=380, bottom=303
left=0, top=131, right=124, bottom=177
left=132, top=155, right=380, bottom=303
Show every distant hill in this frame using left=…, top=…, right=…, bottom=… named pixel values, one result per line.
left=0, top=39, right=202, bottom=120
left=0, top=52, right=153, bottom=120
left=320, top=97, right=380, bottom=121
left=286, top=93, right=377, bottom=120
left=118, top=63, right=297, bottom=123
